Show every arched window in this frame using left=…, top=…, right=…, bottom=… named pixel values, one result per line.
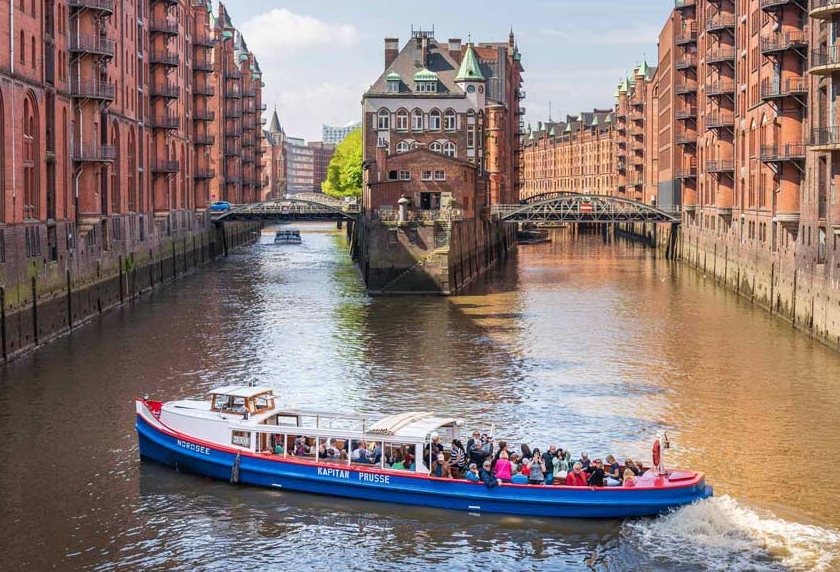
left=128, top=129, right=136, bottom=212
left=377, top=109, right=390, bottom=130
left=411, top=109, right=423, bottom=131
left=429, top=141, right=442, bottom=153
left=396, top=141, right=409, bottom=153
left=429, top=109, right=441, bottom=131
left=444, top=110, right=456, bottom=131
left=410, top=142, right=420, bottom=149
left=443, top=142, right=456, bottom=158
left=396, top=109, right=408, bottom=131
left=23, top=95, right=38, bottom=219
left=19, top=31, right=25, bottom=64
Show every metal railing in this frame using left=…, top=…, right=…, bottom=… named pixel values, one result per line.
left=71, top=80, right=115, bottom=100
left=194, top=134, right=215, bottom=145
left=675, top=56, right=697, bottom=69
left=760, top=143, right=806, bottom=162
left=705, top=159, right=735, bottom=172
left=810, top=127, right=840, bottom=147
left=675, top=130, right=697, bottom=144
left=150, top=50, right=178, bottom=66
left=68, top=35, right=115, bottom=57
left=151, top=160, right=180, bottom=173
left=194, top=83, right=215, bottom=96
left=706, top=113, right=735, bottom=129
left=194, top=109, right=215, bottom=121
left=193, top=58, right=213, bottom=72
left=760, top=77, right=808, bottom=99
left=68, top=0, right=114, bottom=12
left=150, top=113, right=179, bottom=129
left=150, top=83, right=179, bottom=98
left=675, top=82, right=698, bottom=94
left=760, top=30, right=808, bottom=54
left=72, top=144, right=116, bottom=162
left=811, top=46, right=840, bottom=70
left=811, top=0, right=840, bottom=16
left=676, top=107, right=697, bottom=120
left=707, top=46, right=737, bottom=63
left=676, top=28, right=698, bottom=45
left=149, top=18, right=178, bottom=34
left=194, top=168, right=216, bottom=179
left=706, top=81, right=736, bottom=96
left=706, top=14, right=737, bottom=31
left=374, top=209, right=463, bottom=223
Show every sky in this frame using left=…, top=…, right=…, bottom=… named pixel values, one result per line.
left=225, top=0, right=672, bottom=143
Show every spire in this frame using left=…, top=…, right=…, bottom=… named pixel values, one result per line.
left=455, top=42, right=486, bottom=82
left=268, top=107, right=282, bottom=133
left=638, top=57, right=649, bottom=78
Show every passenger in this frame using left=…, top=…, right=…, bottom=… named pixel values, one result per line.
left=430, top=453, right=452, bottom=478
left=605, top=455, right=622, bottom=486
left=449, top=439, right=467, bottom=479
left=372, top=442, right=383, bottom=465
left=565, top=462, right=588, bottom=486
left=273, top=438, right=285, bottom=456
left=511, top=472, right=529, bottom=484
left=587, top=459, right=606, bottom=487
left=317, top=443, right=331, bottom=459
left=493, top=440, right=509, bottom=468
left=468, top=436, right=492, bottom=468
left=402, top=446, right=415, bottom=470
left=466, top=430, right=482, bottom=455
left=579, top=452, right=591, bottom=469
left=352, top=442, right=372, bottom=464
left=465, top=463, right=481, bottom=483
left=553, top=450, right=570, bottom=483
left=494, top=451, right=513, bottom=483
left=509, top=452, right=522, bottom=476
left=625, top=458, right=641, bottom=476
left=479, top=460, right=502, bottom=488
left=424, top=431, right=445, bottom=465
left=528, top=448, right=546, bottom=485
left=543, top=445, right=558, bottom=485
left=390, top=450, right=405, bottom=470
left=294, top=437, right=310, bottom=457
left=622, top=469, right=637, bottom=488
left=520, top=443, right=533, bottom=461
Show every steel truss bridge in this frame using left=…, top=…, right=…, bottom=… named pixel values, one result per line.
left=213, top=193, right=360, bottom=222
left=492, top=192, right=681, bottom=224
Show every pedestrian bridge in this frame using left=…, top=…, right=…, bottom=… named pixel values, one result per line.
left=492, top=192, right=681, bottom=224
left=214, top=193, right=360, bottom=222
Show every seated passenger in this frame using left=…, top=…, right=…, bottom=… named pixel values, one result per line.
left=430, top=453, right=452, bottom=478
left=511, top=473, right=529, bottom=484
left=605, top=455, right=622, bottom=486
left=449, top=439, right=467, bottom=479
left=579, top=452, right=591, bottom=469
left=402, top=445, right=415, bottom=470
left=390, top=450, right=405, bottom=470
left=566, top=462, right=588, bottom=486
left=465, top=463, right=481, bottom=483
left=273, top=438, right=284, bottom=455
left=318, top=443, right=333, bottom=459
left=372, top=442, right=383, bottom=465
left=622, top=469, right=637, bottom=488
left=294, top=437, right=310, bottom=456
left=587, top=460, right=606, bottom=487
left=509, top=452, right=522, bottom=476
left=468, top=437, right=492, bottom=468
left=543, top=445, right=558, bottom=485
left=479, top=460, right=502, bottom=488
left=424, top=432, right=444, bottom=463
left=494, top=451, right=512, bottom=483
left=625, top=458, right=641, bottom=476
left=352, top=443, right=372, bottom=464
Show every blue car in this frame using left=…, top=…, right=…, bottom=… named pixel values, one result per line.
left=210, top=201, right=231, bottom=213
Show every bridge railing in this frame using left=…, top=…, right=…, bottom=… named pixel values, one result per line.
left=374, top=208, right=463, bottom=223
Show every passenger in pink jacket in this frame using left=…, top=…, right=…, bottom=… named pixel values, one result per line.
left=494, top=451, right=513, bottom=483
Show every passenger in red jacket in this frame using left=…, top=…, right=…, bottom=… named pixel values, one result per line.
left=565, top=462, right=589, bottom=486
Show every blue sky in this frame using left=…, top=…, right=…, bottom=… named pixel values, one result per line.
left=227, top=0, right=671, bottom=142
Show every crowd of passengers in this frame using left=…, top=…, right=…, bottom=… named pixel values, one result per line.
left=266, top=430, right=645, bottom=488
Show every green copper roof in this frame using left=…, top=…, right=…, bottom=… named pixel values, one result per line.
left=222, top=31, right=233, bottom=39
left=528, top=131, right=535, bottom=140
left=252, top=73, right=261, bottom=80
left=638, top=58, right=650, bottom=77
left=414, top=68, right=439, bottom=82
left=591, top=116, right=599, bottom=127
left=564, top=123, right=572, bottom=133
left=386, top=72, right=401, bottom=82
left=619, top=78, right=630, bottom=93
left=548, top=126, right=555, bottom=137
left=455, top=44, right=486, bottom=81
left=605, top=114, right=612, bottom=124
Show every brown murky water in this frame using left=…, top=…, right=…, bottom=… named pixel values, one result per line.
left=1, top=224, right=839, bottom=572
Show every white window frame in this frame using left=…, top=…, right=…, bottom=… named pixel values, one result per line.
left=429, top=142, right=442, bottom=154
left=467, top=126, right=475, bottom=149
left=429, top=110, right=441, bottom=132
left=421, top=170, right=433, bottom=181
left=396, top=141, right=409, bottom=153
left=396, top=110, right=408, bottom=131
left=377, top=109, right=390, bottom=130
left=444, top=110, right=456, bottom=131
left=387, top=81, right=400, bottom=93
left=399, top=170, right=411, bottom=181
left=434, top=170, right=445, bottom=181
left=443, top=142, right=456, bottom=158
left=411, top=109, right=424, bottom=132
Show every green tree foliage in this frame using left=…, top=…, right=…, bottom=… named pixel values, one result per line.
left=322, top=128, right=363, bottom=198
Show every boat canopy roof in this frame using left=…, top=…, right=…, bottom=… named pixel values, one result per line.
left=368, top=412, right=461, bottom=439
left=211, top=385, right=275, bottom=399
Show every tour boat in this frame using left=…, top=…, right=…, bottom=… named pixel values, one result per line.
left=135, top=386, right=713, bottom=518
left=274, top=229, right=302, bottom=245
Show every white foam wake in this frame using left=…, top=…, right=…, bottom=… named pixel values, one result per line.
left=622, top=495, right=840, bottom=572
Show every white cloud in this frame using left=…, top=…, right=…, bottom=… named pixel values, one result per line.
left=262, top=80, right=365, bottom=142
left=240, top=9, right=359, bottom=54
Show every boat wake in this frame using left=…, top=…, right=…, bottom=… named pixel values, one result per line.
left=621, top=495, right=840, bottom=572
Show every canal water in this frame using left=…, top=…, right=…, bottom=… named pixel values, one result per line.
left=2, top=223, right=840, bottom=571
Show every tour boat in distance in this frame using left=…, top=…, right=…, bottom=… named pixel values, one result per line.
left=274, top=228, right=302, bottom=245
left=135, top=386, right=713, bottom=518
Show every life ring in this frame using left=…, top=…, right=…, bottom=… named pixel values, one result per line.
left=652, top=439, right=661, bottom=467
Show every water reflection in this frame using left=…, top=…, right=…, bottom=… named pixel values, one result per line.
left=1, top=224, right=839, bottom=571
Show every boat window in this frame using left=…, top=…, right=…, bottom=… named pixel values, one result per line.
left=273, top=415, right=299, bottom=426
left=384, top=442, right=416, bottom=471
left=252, top=394, right=274, bottom=412
left=231, top=430, right=252, bottom=448
left=212, top=394, right=247, bottom=414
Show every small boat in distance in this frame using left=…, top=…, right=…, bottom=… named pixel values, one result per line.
left=274, top=228, right=302, bottom=245
left=136, top=387, right=712, bottom=518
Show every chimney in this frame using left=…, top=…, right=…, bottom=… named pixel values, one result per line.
left=420, top=37, right=429, bottom=67
left=448, top=38, right=462, bottom=64
left=384, top=38, right=399, bottom=69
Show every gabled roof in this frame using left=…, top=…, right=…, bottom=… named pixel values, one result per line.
left=366, top=36, right=463, bottom=96
left=455, top=43, right=486, bottom=81
left=268, top=109, right=282, bottom=133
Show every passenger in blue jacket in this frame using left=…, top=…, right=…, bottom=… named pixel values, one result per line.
left=479, top=460, right=501, bottom=488
left=465, top=463, right=481, bottom=483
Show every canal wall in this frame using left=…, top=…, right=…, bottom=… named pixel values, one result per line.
left=355, top=217, right=515, bottom=295
left=0, top=216, right=261, bottom=364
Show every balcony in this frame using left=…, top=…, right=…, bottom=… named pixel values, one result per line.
left=809, top=127, right=840, bottom=151
left=194, top=169, right=216, bottom=180
left=225, top=125, right=243, bottom=137
left=150, top=113, right=179, bottom=130
left=811, top=0, right=840, bottom=19
left=760, top=31, right=808, bottom=56
left=150, top=50, right=178, bottom=67
left=225, top=144, right=241, bottom=156
left=675, top=82, right=698, bottom=95
left=706, top=14, right=736, bottom=33
left=706, top=113, right=735, bottom=130
left=149, top=18, right=178, bottom=36
left=151, top=0, right=178, bottom=5
left=68, top=35, right=115, bottom=58
left=194, top=109, right=215, bottom=122
left=68, top=0, right=114, bottom=15
left=675, top=56, right=697, bottom=70
left=243, top=117, right=257, bottom=129
left=226, top=68, right=243, bottom=79
left=193, top=35, right=214, bottom=48
left=150, top=82, right=179, bottom=99
left=706, top=81, right=736, bottom=97
left=151, top=160, right=180, bottom=174
left=676, top=28, right=698, bottom=45
left=761, top=0, right=806, bottom=11
left=243, top=151, right=256, bottom=163
left=71, top=80, right=115, bottom=101
left=675, top=130, right=697, bottom=145
left=193, top=58, right=213, bottom=72
left=675, top=0, right=696, bottom=9
left=760, top=143, right=806, bottom=163
left=226, top=86, right=242, bottom=99
left=225, top=108, right=242, bottom=119
left=760, top=77, right=808, bottom=101
left=629, top=179, right=644, bottom=187
left=632, top=155, right=644, bottom=166
left=194, top=134, right=215, bottom=146
left=194, top=83, right=215, bottom=96
left=243, top=88, right=256, bottom=98
left=810, top=46, right=840, bottom=75
left=72, top=144, right=116, bottom=163
left=676, top=106, right=697, bottom=120
left=674, top=165, right=698, bottom=179
left=705, top=159, right=735, bottom=173
left=707, top=46, right=737, bottom=64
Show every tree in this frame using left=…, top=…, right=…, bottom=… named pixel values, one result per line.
left=322, top=128, right=363, bottom=198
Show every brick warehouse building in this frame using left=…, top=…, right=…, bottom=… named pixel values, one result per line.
left=0, top=1, right=263, bottom=360
left=362, top=28, right=523, bottom=218
left=520, top=110, right=617, bottom=200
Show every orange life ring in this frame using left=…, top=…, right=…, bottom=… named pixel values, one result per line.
left=652, top=439, right=661, bottom=467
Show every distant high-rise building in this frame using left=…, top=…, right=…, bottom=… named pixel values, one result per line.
left=322, top=120, right=362, bottom=144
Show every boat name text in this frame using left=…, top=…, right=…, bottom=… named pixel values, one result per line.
left=317, top=467, right=390, bottom=484
left=177, top=439, right=211, bottom=456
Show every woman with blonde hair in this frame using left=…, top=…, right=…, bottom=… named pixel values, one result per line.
left=622, top=468, right=637, bottom=488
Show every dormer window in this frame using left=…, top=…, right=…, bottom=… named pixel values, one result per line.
left=413, top=68, right=439, bottom=93
left=385, top=72, right=401, bottom=93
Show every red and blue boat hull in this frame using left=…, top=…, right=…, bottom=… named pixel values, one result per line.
left=136, top=412, right=712, bottom=519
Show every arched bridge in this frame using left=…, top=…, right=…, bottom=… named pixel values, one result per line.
left=492, top=193, right=681, bottom=224
left=214, top=194, right=360, bottom=222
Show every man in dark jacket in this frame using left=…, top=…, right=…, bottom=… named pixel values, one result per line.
left=479, top=460, right=501, bottom=488
left=468, top=438, right=492, bottom=467
left=542, top=445, right=558, bottom=485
